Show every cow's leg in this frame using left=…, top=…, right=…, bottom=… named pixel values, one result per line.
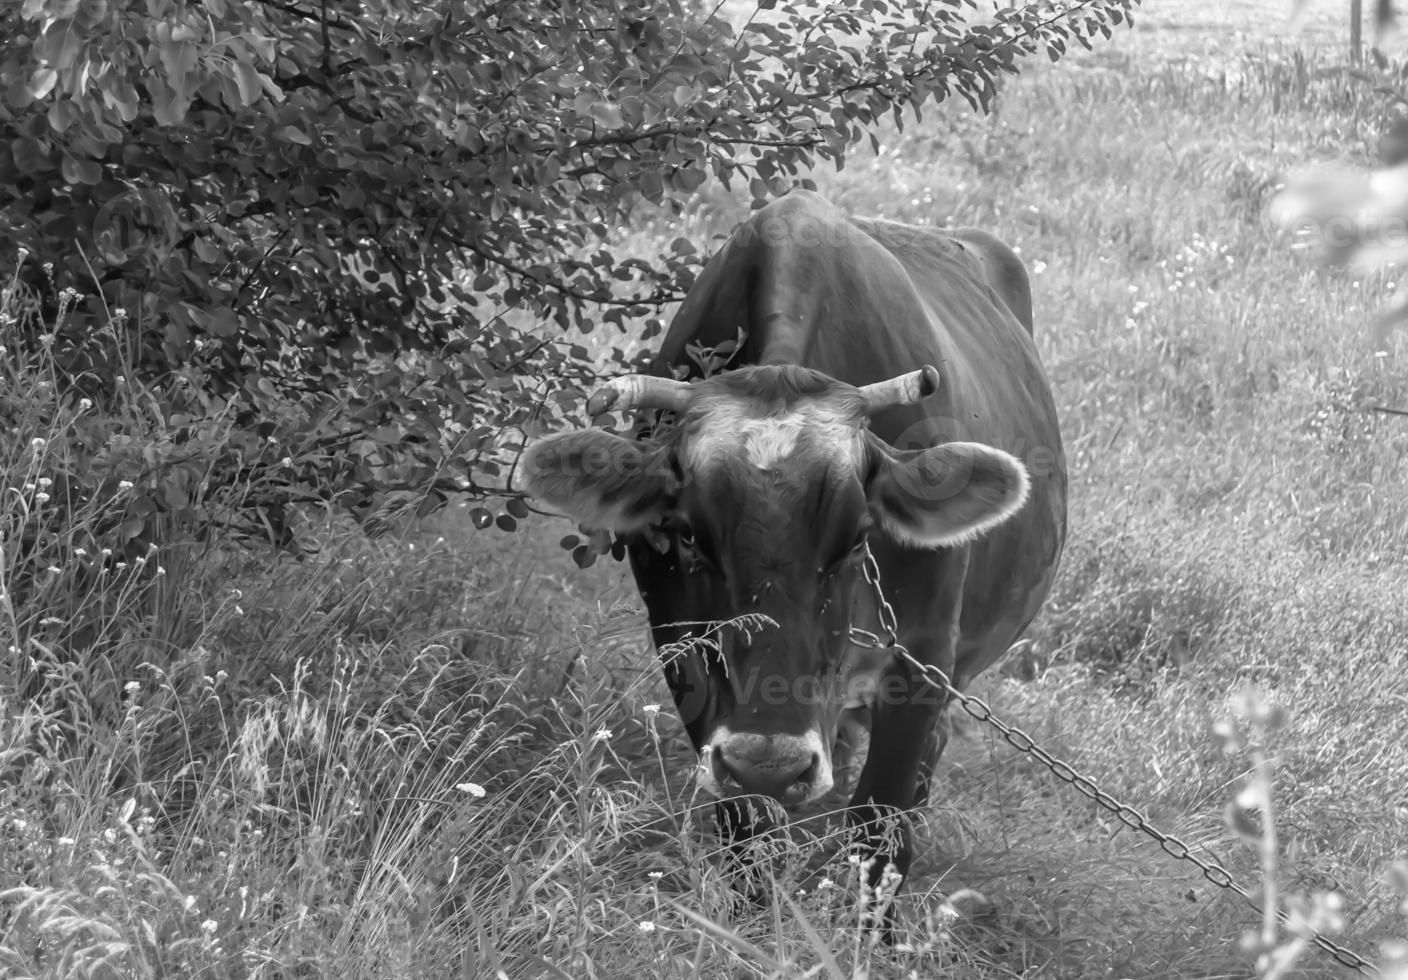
left=845, top=651, right=949, bottom=932
left=912, top=707, right=951, bottom=809
left=844, top=540, right=965, bottom=940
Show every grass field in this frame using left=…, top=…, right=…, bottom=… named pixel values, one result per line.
left=4, top=2, right=1408, bottom=978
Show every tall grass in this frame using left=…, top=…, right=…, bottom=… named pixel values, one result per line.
left=4, top=13, right=1408, bottom=980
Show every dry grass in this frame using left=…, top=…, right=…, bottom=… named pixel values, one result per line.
left=4, top=3, right=1408, bottom=979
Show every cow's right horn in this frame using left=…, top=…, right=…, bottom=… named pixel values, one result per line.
left=586, top=375, right=695, bottom=416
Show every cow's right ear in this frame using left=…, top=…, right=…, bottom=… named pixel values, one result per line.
left=521, top=429, right=677, bottom=532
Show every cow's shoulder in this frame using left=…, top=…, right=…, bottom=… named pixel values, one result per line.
left=945, top=227, right=1034, bottom=335
left=848, top=218, right=1033, bottom=336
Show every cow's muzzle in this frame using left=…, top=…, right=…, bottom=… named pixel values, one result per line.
left=700, top=730, right=834, bottom=806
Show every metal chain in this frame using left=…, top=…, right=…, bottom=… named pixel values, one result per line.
left=848, top=545, right=1379, bottom=977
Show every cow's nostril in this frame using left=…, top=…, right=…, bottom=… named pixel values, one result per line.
left=709, top=744, right=736, bottom=788
left=799, top=753, right=821, bottom=787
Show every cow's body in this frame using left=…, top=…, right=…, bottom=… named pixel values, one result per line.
left=524, top=191, right=1066, bottom=919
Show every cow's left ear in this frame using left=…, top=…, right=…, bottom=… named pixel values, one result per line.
left=521, top=429, right=677, bottom=532
left=865, top=438, right=1030, bottom=548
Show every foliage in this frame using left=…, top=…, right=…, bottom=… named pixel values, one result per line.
left=0, top=0, right=1135, bottom=544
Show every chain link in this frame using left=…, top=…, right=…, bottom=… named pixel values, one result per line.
left=848, top=545, right=1378, bottom=976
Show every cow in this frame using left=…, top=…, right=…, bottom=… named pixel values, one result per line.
left=522, top=190, right=1066, bottom=925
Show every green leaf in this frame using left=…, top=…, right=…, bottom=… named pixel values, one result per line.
left=12, top=137, right=49, bottom=175
left=232, top=62, right=262, bottom=107
left=29, top=67, right=58, bottom=100
left=60, top=152, right=101, bottom=184
left=571, top=545, right=597, bottom=569
left=120, top=515, right=146, bottom=541
left=589, top=100, right=624, bottom=128
left=148, top=76, right=189, bottom=126
left=638, top=169, right=664, bottom=203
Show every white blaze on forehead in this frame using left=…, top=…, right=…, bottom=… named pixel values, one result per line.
left=686, top=402, right=863, bottom=471
left=742, top=415, right=806, bottom=469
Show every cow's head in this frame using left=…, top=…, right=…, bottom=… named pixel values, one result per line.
left=522, top=365, right=1028, bottom=806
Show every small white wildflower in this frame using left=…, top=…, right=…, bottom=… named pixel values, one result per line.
left=201, top=919, right=217, bottom=934
left=280, top=456, right=292, bottom=467
left=78, top=398, right=92, bottom=411
left=817, top=877, right=835, bottom=891
left=30, top=437, right=45, bottom=449
left=642, top=704, right=660, bottom=717
left=45, top=566, right=59, bottom=575
left=1031, top=259, right=1047, bottom=275
left=113, top=307, right=127, bottom=319
left=74, top=547, right=87, bottom=556
left=101, top=548, right=112, bottom=557
left=38, top=617, right=61, bottom=627
left=156, top=566, right=166, bottom=575
left=33, top=492, right=49, bottom=503
left=593, top=727, right=613, bottom=741
left=637, top=921, right=656, bottom=933
left=57, top=837, right=74, bottom=846
left=184, top=895, right=197, bottom=912
left=124, top=681, right=140, bottom=695
left=116, top=561, right=127, bottom=570
left=118, top=480, right=134, bottom=490
left=37, top=477, right=51, bottom=488
left=456, top=782, right=486, bottom=798
left=10, top=819, right=27, bottom=832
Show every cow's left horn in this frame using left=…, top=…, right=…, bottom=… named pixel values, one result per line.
left=586, top=375, right=694, bottom=416
left=857, top=365, right=941, bottom=414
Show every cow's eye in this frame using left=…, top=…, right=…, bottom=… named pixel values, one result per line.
left=677, top=523, right=706, bottom=562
